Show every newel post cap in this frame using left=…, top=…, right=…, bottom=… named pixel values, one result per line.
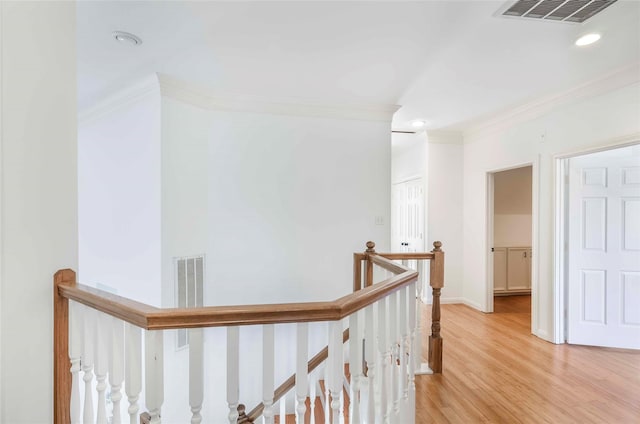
left=432, top=241, right=443, bottom=252
left=365, top=241, right=376, bottom=253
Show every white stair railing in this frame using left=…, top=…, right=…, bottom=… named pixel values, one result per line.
left=53, top=241, right=444, bottom=424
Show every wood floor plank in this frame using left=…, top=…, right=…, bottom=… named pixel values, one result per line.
left=415, top=296, right=640, bottom=423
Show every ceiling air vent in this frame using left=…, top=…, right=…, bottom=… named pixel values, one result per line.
left=502, top=0, right=617, bottom=23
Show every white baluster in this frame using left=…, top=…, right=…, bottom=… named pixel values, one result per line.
left=95, top=313, right=109, bottom=424
left=324, top=366, right=330, bottom=424
left=389, top=291, right=399, bottom=418
left=377, top=297, right=389, bottom=424
left=145, top=330, right=164, bottom=424
left=82, top=306, right=95, bottom=424
left=125, top=323, right=142, bottom=424
left=227, top=326, right=239, bottom=424
left=328, top=321, right=342, bottom=424
left=69, top=301, right=82, bottom=424
left=189, top=328, right=204, bottom=424
left=263, top=324, right=275, bottom=424
left=339, top=380, right=344, bottom=424
left=398, top=286, right=409, bottom=422
left=279, top=394, right=286, bottom=423
left=309, top=372, right=316, bottom=424
left=110, top=317, right=125, bottom=424
left=364, top=304, right=375, bottom=423
left=296, top=323, right=308, bottom=423
left=407, top=282, right=417, bottom=424
left=348, top=312, right=361, bottom=424
left=415, top=260, right=431, bottom=375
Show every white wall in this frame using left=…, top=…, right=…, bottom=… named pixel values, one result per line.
left=161, top=96, right=391, bottom=306
left=493, top=166, right=532, bottom=247
left=78, top=80, right=162, bottom=305
left=0, top=2, right=78, bottom=422
left=159, top=93, right=392, bottom=421
left=391, top=132, right=426, bottom=184
left=426, top=132, right=464, bottom=302
left=463, top=81, right=640, bottom=340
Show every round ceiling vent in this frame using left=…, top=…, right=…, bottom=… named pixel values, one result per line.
left=112, top=31, right=143, bottom=46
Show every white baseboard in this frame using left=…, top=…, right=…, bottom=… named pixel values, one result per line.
left=462, top=299, right=483, bottom=311
left=534, top=328, right=554, bottom=343
left=422, top=297, right=480, bottom=308
left=421, top=296, right=464, bottom=305
left=441, top=297, right=464, bottom=304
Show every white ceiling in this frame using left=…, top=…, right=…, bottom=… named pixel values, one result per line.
left=77, top=0, right=640, bottom=131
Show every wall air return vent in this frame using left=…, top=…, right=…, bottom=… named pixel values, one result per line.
left=502, top=0, right=617, bottom=23
left=175, top=255, right=204, bottom=349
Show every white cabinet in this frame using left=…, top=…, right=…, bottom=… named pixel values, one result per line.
left=493, top=248, right=508, bottom=291
left=494, top=246, right=531, bottom=295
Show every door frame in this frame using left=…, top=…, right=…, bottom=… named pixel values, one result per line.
left=485, top=160, right=539, bottom=335
left=553, top=138, right=640, bottom=344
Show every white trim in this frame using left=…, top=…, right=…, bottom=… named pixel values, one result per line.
left=392, top=175, right=422, bottom=186
left=440, top=297, right=465, bottom=304
left=426, top=130, right=464, bottom=145
left=464, top=62, right=640, bottom=141
left=0, top=3, right=4, bottom=418
left=157, top=73, right=400, bottom=122
left=78, top=73, right=160, bottom=124
left=553, top=157, right=568, bottom=344
left=552, top=137, right=640, bottom=345
left=531, top=156, right=541, bottom=338
left=535, top=329, right=551, bottom=340
left=485, top=172, right=495, bottom=313
left=462, top=298, right=483, bottom=311
left=554, top=132, right=640, bottom=159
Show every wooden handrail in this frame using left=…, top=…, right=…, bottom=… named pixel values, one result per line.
left=377, top=252, right=436, bottom=260
left=54, top=241, right=444, bottom=423
left=246, top=328, right=350, bottom=422
left=56, top=266, right=417, bottom=331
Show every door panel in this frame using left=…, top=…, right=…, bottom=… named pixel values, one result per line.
left=582, top=197, right=606, bottom=250
left=567, top=145, right=640, bottom=349
left=621, top=272, right=640, bottom=326
left=581, top=270, right=606, bottom=324
left=622, top=198, right=640, bottom=250
left=507, top=248, right=529, bottom=290
left=493, top=248, right=507, bottom=291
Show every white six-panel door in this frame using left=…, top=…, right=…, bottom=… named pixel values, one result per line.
left=567, top=145, right=640, bottom=349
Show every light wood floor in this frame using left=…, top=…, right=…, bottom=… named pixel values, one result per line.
left=415, top=296, right=640, bottom=423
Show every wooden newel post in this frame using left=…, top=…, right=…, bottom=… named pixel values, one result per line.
left=429, top=241, right=444, bottom=373
left=54, top=269, right=76, bottom=424
left=365, top=241, right=376, bottom=288
left=353, top=252, right=365, bottom=292
left=237, top=404, right=252, bottom=423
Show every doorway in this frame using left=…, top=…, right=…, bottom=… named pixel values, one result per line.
left=556, top=143, right=640, bottom=349
left=487, top=165, right=533, bottom=321
left=391, top=178, right=425, bottom=253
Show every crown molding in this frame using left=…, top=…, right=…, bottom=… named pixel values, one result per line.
left=463, top=61, right=640, bottom=142
left=157, top=73, right=400, bottom=122
left=426, top=130, right=464, bottom=145
left=78, top=74, right=160, bottom=125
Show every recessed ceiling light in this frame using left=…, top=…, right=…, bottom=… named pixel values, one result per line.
left=410, top=120, right=428, bottom=129
left=113, top=31, right=143, bottom=46
left=575, top=33, right=601, bottom=47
